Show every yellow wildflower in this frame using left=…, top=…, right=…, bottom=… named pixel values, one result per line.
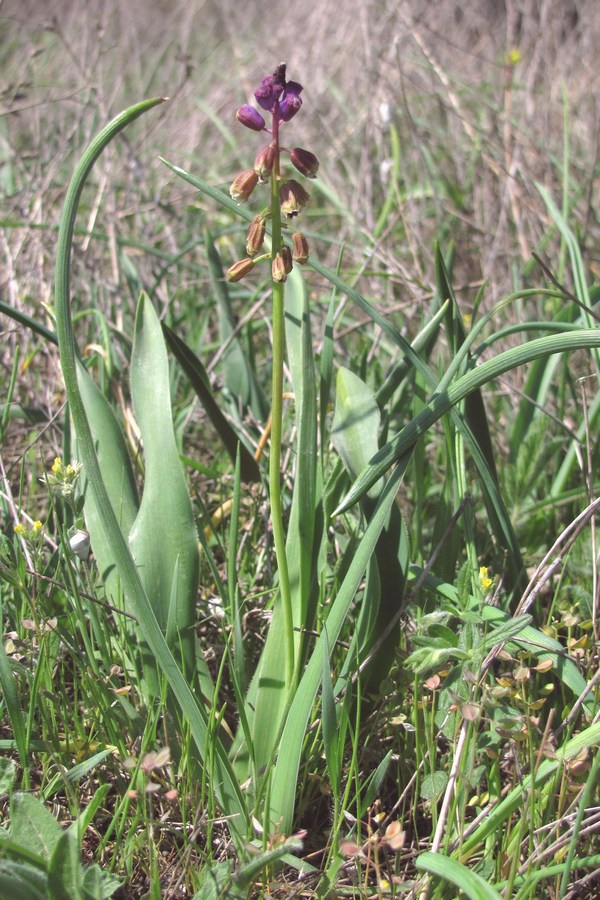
left=479, top=566, right=493, bottom=593
left=14, top=523, right=25, bottom=536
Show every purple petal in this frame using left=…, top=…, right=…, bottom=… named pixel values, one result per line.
left=236, top=104, right=266, bottom=131
left=254, top=74, right=285, bottom=111
left=279, top=92, right=303, bottom=122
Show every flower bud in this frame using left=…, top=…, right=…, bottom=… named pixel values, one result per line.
left=254, top=144, right=276, bottom=183
left=226, top=257, right=256, bottom=283
left=236, top=104, right=266, bottom=131
left=246, top=215, right=266, bottom=256
left=290, top=147, right=319, bottom=178
left=230, top=169, right=259, bottom=203
left=272, top=247, right=293, bottom=283
left=279, top=179, right=310, bottom=218
left=292, top=232, right=309, bottom=264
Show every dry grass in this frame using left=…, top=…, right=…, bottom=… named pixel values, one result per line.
left=2, top=0, right=599, bottom=534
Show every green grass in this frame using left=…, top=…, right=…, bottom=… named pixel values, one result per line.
left=1, top=3, right=600, bottom=897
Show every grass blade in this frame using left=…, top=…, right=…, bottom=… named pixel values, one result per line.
left=416, top=851, right=502, bottom=898
left=335, top=329, right=600, bottom=514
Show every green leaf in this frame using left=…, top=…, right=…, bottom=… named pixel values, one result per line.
left=0, top=758, right=16, bottom=796
left=205, top=229, right=268, bottom=420
left=128, top=292, right=199, bottom=679
left=0, top=645, right=26, bottom=771
left=331, top=367, right=382, bottom=499
left=68, top=784, right=111, bottom=844
left=82, top=863, right=122, bottom=899
left=231, top=267, right=319, bottom=781
left=162, top=323, right=260, bottom=482
left=460, top=721, right=600, bottom=856
left=0, top=861, right=47, bottom=900
left=54, top=99, right=249, bottom=843
left=416, top=852, right=502, bottom=899
left=420, top=771, right=449, bottom=802
left=76, top=359, right=139, bottom=602
left=234, top=836, right=304, bottom=888
left=192, top=861, right=240, bottom=900
left=336, top=329, right=600, bottom=514
left=47, top=830, right=84, bottom=899
left=321, top=628, right=340, bottom=793
left=482, top=614, right=532, bottom=650
left=269, top=460, right=409, bottom=833
left=11, top=793, right=63, bottom=860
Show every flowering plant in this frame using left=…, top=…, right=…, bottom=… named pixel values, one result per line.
left=225, top=65, right=321, bottom=692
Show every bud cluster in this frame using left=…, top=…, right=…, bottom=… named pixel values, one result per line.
left=226, top=63, right=319, bottom=284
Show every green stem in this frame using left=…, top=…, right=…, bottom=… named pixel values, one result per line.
left=269, top=107, right=295, bottom=691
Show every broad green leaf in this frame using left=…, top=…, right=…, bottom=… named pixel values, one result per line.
left=482, top=614, right=532, bottom=649
left=76, top=358, right=139, bottom=603
left=82, top=864, right=122, bottom=899
left=234, top=836, right=304, bottom=888
left=332, top=367, right=382, bottom=499
left=128, top=292, right=199, bottom=679
left=11, top=793, right=63, bottom=859
left=420, top=771, right=449, bottom=802
left=47, top=830, right=83, bottom=899
left=284, top=266, right=319, bottom=631
left=0, top=862, right=47, bottom=900
left=0, top=758, right=16, bottom=796
left=416, top=852, right=502, bottom=899
left=54, top=100, right=249, bottom=843
left=232, top=268, right=320, bottom=781
left=68, top=784, right=111, bottom=843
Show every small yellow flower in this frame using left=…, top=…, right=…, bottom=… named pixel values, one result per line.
left=479, top=566, right=493, bottom=593
left=14, top=523, right=25, bottom=536
left=32, top=520, right=43, bottom=535
left=505, top=48, right=521, bottom=66
left=52, top=457, right=62, bottom=474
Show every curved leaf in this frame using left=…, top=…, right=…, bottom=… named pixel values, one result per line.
left=128, top=292, right=199, bottom=679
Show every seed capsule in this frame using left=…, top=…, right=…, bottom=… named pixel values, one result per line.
left=226, top=257, right=256, bottom=282
left=246, top=215, right=266, bottom=256
left=291, top=232, right=309, bottom=264
left=230, top=169, right=259, bottom=203
left=290, top=147, right=319, bottom=178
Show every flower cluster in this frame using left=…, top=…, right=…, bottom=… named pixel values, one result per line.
left=42, top=457, right=83, bottom=499
left=14, top=520, right=43, bottom=540
left=227, top=63, right=318, bottom=284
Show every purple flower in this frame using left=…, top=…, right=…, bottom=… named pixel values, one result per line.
left=254, top=66, right=286, bottom=111
left=252, top=65, right=303, bottom=122
left=279, top=81, right=303, bottom=122
left=236, top=104, right=266, bottom=131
